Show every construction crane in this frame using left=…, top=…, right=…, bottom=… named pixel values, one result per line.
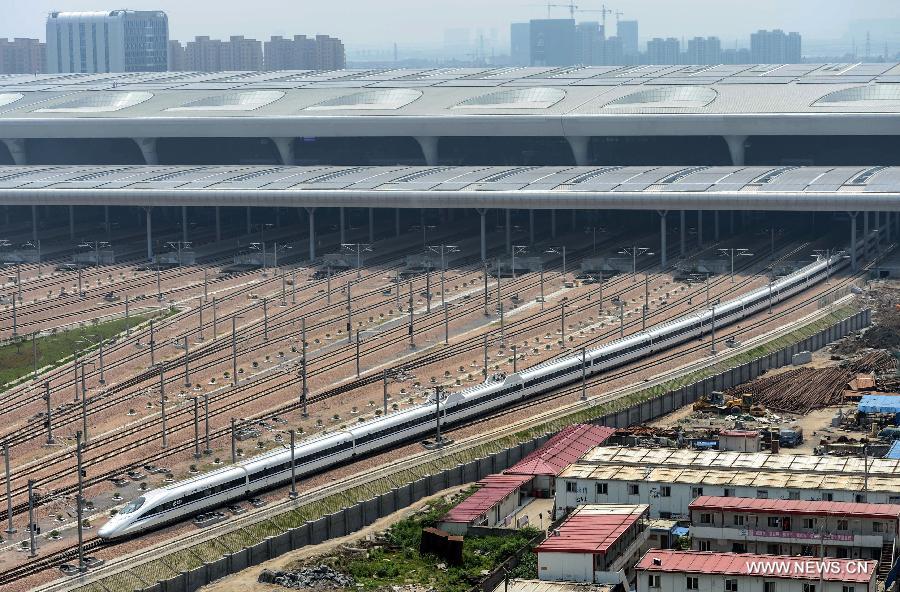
left=577, top=4, right=614, bottom=29
left=615, top=10, right=624, bottom=23
left=534, top=1, right=579, bottom=19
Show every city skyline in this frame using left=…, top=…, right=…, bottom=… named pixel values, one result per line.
left=2, top=0, right=898, bottom=50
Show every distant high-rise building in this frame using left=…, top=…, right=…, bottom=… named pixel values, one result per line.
left=529, top=19, right=576, bottom=66
left=647, top=37, right=680, bottom=65
left=604, top=36, right=624, bottom=66
left=0, top=38, right=46, bottom=74
left=722, top=47, right=752, bottom=65
left=510, top=23, right=531, bottom=66
left=575, top=22, right=604, bottom=65
left=167, top=40, right=186, bottom=71
left=751, top=29, right=802, bottom=63
left=179, top=36, right=263, bottom=71
left=263, top=35, right=345, bottom=71
left=617, top=20, right=639, bottom=56
left=46, top=10, right=168, bottom=73
left=686, top=36, right=721, bottom=64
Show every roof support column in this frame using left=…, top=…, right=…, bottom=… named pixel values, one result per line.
left=415, top=136, right=440, bottom=166
left=849, top=212, right=858, bottom=271
left=723, top=135, right=747, bottom=166
left=658, top=210, right=668, bottom=268
left=714, top=211, right=720, bottom=242
left=133, top=137, right=158, bottom=165
left=369, top=208, right=375, bottom=244
left=566, top=136, right=590, bottom=166
left=306, top=208, right=316, bottom=262
left=182, top=206, right=188, bottom=243
left=697, top=210, right=703, bottom=248
left=104, top=205, right=110, bottom=236
left=529, top=209, right=535, bottom=245
left=551, top=209, right=557, bottom=239
left=271, top=137, right=295, bottom=166
left=395, top=209, right=401, bottom=238
left=145, top=207, right=154, bottom=261
left=477, top=208, right=487, bottom=262
left=246, top=206, right=252, bottom=235
left=215, top=207, right=221, bottom=242
left=680, top=211, right=686, bottom=256
left=505, top=209, right=512, bottom=252
left=31, top=205, right=38, bottom=243
left=1, top=139, right=27, bottom=165
left=339, top=207, right=346, bottom=244
left=730, top=210, right=735, bottom=235
left=68, top=205, right=75, bottom=241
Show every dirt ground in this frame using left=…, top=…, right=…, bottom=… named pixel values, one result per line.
left=199, top=485, right=470, bottom=592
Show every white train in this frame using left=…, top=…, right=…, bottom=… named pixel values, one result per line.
left=99, top=254, right=843, bottom=538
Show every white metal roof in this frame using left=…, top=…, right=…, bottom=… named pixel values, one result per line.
left=1, top=164, right=900, bottom=211
left=0, top=66, right=898, bottom=140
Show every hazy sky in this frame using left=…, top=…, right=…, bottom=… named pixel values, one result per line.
left=2, top=0, right=897, bottom=48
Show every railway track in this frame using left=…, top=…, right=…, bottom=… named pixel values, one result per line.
left=0, top=232, right=798, bottom=519
left=0, top=244, right=872, bottom=588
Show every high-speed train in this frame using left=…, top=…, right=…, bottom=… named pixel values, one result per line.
left=99, top=254, right=844, bottom=538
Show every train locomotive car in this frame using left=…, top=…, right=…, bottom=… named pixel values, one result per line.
left=99, top=254, right=841, bottom=538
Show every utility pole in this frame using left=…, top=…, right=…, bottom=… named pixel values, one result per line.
left=483, top=333, right=488, bottom=379
left=710, top=303, right=718, bottom=355
left=197, top=298, right=204, bottom=342
left=618, top=300, right=625, bottom=338
left=125, top=294, right=130, bottom=336
left=346, top=282, right=352, bottom=344
left=232, top=316, right=238, bottom=386
left=355, top=330, right=361, bottom=377
left=512, top=344, right=517, bottom=372
left=443, top=296, right=450, bottom=345
left=561, top=300, right=567, bottom=347
left=263, top=297, right=269, bottom=341
left=434, top=386, right=443, bottom=448
left=75, top=431, right=85, bottom=573
left=539, top=265, right=545, bottom=310
left=718, top=247, right=753, bottom=283
left=27, top=479, right=36, bottom=557
left=499, top=303, right=505, bottom=346
left=291, top=269, right=297, bottom=305
left=382, top=369, right=389, bottom=415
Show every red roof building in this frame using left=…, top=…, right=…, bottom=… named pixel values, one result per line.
left=535, top=505, right=649, bottom=584
left=506, top=424, right=615, bottom=496
left=439, top=474, right=533, bottom=535
left=688, top=496, right=900, bottom=565
left=635, top=550, right=877, bottom=592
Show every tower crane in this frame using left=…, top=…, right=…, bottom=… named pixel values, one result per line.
left=535, top=1, right=579, bottom=19
left=577, top=4, right=614, bottom=29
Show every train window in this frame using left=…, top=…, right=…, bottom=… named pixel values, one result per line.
left=120, top=496, right=145, bottom=514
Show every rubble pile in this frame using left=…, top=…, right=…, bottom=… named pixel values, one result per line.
left=258, top=565, right=355, bottom=590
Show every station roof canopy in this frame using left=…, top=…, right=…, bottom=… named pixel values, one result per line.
left=1, top=65, right=900, bottom=138
left=2, top=164, right=900, bottom=212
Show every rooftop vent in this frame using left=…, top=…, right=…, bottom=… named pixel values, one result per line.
left=603, top=86, right=717, bottom=109
left=652, top=558, right=662, bottom=566
left=813, top=84, right=900, bottom=108
left=305, top=89, right=422, bottom=111
left=454, top=87, right=566, bottom=109
left=33, top=91, right=153, bottom=113
left=0, top=93, right=23, bottom=109
left=166, top=90, right=284, bottom=112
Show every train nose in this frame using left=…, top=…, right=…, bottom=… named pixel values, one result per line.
left=97, top=520, right=118, bottom=538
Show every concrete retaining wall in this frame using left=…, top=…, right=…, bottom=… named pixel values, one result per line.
left=136, top=309, right=869, bottom=592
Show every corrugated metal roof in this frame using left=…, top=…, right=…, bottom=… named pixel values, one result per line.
left=636, top=550, right=876, bottom=583
left=505, top=424, right=615, bottom=477
left=858, top=394, right=900, bottom=414
left=442, top=474, right=532, bottom=524
left=535, top=505, right=648, bottom=555
left=689, top=495, right=900, bottom=519
left=491, top=579, right=614, bottom=592
left=887, top=441, right=900, bottom=460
